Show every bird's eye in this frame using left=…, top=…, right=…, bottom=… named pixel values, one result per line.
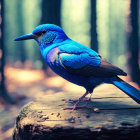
left=42, top=30, right=46, bottom=34
left=34, top=32, right=42, bottom=36
left=33, top=30, right=46, bottom=36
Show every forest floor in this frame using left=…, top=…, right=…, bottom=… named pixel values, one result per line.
left=0, top=66, right=139, bottom=140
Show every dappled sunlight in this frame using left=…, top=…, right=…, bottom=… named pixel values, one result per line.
left=44, top=76, right=84, bottom=93
left=0, top=128, right=13, bottom=140
left=62, top=82, right=85, bottom=93
left=5, top=66, right=45, bottom=85
left=44, top=76, right=65, bottom=88
left=4, top=66, right=140, bottom=96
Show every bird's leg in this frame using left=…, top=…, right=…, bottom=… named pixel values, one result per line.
left=72, top=91, right=89, bottom=110
left=64, top=91, right=89, bottom=110
left=83, top=93, right=100, bottom=112
left=66, top=97, right=89, bottom=103
left=64, top=92, right=100, bottom=112
left=85, top=93, right=92, bottom=106
left=66, top=91, right=91, bottom=103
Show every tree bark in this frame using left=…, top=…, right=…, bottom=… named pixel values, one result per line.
left=90, top=0, right=98, bottom=52
left=0, top=0, right=15, bottom=104
left=126, top=0, right=140, bottom=86
left=13, top=91, right=140, bottom=140
left=0, top=0, right=5, bottom=90
left=41, top=0, right=61, bottom=26
left=16, top=0, right=26, bottom=63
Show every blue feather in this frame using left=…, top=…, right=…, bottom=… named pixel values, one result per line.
left=14, top=24, right=140, bottom=105
left=112, top=78, right=140, bottom=103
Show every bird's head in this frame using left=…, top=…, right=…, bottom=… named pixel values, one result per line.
left=14, top=24, right=68, bottom=46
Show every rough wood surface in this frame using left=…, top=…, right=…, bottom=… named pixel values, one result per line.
left=13, top=86, right=140, bottom=140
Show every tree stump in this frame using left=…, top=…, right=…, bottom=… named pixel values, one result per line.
left=13, top=87, right=140, bottom=140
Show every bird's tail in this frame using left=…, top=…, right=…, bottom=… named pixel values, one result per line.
left=112, top=77, right=140, bottom=104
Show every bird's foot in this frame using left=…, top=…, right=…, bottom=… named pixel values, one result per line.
left=64, top=91, right=96, bottom=111
left=64, top=105, right=100, bottom=112
left=66, top=97, right=89, bottom=103
left=64, top=105, right=90, bottom=110
left=65, top=93, right=93, bottom=110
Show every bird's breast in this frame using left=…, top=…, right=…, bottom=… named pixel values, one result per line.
left=45, top=47, right=60, bottom=67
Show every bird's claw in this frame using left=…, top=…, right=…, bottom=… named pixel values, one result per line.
left=66, top=97, right=90, bottom=103
left=64, top=105, right=100, bottom=112
left=66, top=99, right=79, bottom=103
left=64, top=105, right=87, bottom=110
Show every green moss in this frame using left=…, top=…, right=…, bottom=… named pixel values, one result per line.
left=18, top=102, right=34, bottom=120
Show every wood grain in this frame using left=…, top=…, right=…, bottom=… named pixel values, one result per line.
left=13, top=88, right=140, bottom=140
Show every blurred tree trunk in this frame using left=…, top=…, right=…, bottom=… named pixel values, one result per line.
left=16, top=0, right=26, bottom=63
left=126, top=0, right=140, bottom=86
left=41, top=0, right=61, bottom=26
left=90, top=0, right=98, bottom=52
left=0, top=0, right=15, bottom=104
left=40, top=0, right=62, bottom=69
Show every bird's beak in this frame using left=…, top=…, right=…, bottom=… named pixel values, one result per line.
left=14, top=33, right=37, bottom=41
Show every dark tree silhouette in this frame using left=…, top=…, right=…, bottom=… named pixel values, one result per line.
left=40, top=0, right=62, bottom=69
left=41, top=0, right=61, bottom=26
left=126, top=0, right=140, bottom=86
left=0, top=0, right=15, bottom=103
left=16, top=0, right=26, bottom=63
left=90, top=0, right=98, bottom=52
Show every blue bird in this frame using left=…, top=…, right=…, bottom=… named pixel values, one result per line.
left=14, top=24, right=140, bottom=110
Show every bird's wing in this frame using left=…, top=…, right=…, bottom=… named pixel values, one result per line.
left=59, top=52, right=127, bottom=77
